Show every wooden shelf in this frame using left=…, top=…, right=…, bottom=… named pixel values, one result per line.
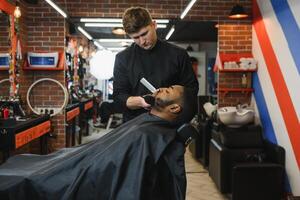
left=218, top=68, right=257, bottom=72
left=0, top=67, right=9, bottom=71
left=214, top=52, right=256, bottom=72
left=218, top=88, right=254, bottom=95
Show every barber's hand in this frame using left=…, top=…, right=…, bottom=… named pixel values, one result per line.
left=126, top=96, right=151, bottom=110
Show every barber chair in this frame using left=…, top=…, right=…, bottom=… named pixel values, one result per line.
left=177, top=123, right=198, bottom=147
left=209, top=125, right=285, bottom=200
left=189, top=118, right=215, bottom=167
left=189, top=96, right=215, bottom=166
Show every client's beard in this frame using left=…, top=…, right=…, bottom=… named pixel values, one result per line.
left=154, top=97, right=175, bottom=111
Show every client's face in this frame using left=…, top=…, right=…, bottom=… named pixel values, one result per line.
left=153, top=85, right=183, bottom=109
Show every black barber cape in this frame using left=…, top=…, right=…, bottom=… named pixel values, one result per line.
left=0, top=113, right=186, bottom=200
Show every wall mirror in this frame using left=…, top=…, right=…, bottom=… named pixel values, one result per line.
left=0, top=1, right=19, bottom=98
left=0, top=9, right=10, bottom=96
left=71, top=18, right=218, bottom=99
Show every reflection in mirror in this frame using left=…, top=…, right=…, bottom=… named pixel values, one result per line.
left=0, top=10, right=10, bottom=95
left=0, top=3, right=21, bottom=98
left=168, top=21, right=218, bottom=98
left=0, top=3, right=24, bottom=120
left=73, top=19, right=218, bottom=100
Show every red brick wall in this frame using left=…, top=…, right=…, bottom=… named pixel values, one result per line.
left=54, top=0, right=252, bottom=107
left=218, top=72, right=252, bottom=107
left=0, top=13, right=9, bottom=53
left=216, top=3, right=252, bottom=107
left=54, top=0, right=251, bottom=21
left=20, top=0, right=66, bottom=152
left=218, top=23, right=252, bottom=107
left=30, top=0, right=252, bottom=149
left=2, top=0, right=252, bottom=154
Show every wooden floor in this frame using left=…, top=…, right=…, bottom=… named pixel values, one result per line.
left=185, top=149, right=229, bottom=200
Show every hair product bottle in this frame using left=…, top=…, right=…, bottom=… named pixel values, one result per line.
left=241, top=74, right=247, bottom=88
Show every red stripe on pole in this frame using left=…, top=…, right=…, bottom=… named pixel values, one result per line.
left=253, top=0, right=300, bottom=169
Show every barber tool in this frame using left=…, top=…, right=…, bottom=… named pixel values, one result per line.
left=143, top=95, right=155, bottom=106
left=140, top=78, right=157, bottom=93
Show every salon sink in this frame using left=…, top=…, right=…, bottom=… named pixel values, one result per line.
left=218, top=106, right=254, bottom=127
left=203, top=102, right=218, bottom=117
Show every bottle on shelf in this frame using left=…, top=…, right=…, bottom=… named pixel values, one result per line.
left=241, top=74, right=247, bottom=88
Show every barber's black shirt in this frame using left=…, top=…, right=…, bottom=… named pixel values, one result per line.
left=113, top=39, right=199, bottom=122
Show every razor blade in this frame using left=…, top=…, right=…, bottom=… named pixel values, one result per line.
left=140, top=78, right=157, bottom=93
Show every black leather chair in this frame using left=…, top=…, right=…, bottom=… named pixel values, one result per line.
left=189, top=96, right=215, bottom=166
left=189, top=118, right=213, bottom=166
left=209, top=125, right=285, bottom=200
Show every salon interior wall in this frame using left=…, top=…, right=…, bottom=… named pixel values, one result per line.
left=0, top=0, right=67, bottom=153
left=59, top=0, right=251, bottom=98
left=0, top=0, right=32, bottom=156
left=25, top=0, right=66, bottom=152
left=6, top=0, right=251, bottom=152
left=57, top=0, right=252, bottom=143
left=173, top=42, right=217, bottom=96
left=252, top=0, right=300, bottom=196
left=0, top=0, right=27, bottom=93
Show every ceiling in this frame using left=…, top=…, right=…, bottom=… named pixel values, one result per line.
left=70, top=18, right=218, bottom=51
left=21, top=1, right=219, bottom=51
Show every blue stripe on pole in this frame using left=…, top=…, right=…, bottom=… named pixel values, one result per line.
left=271, top=0, right=300, bottom=73
left=252, top=72, right=278, bottom=144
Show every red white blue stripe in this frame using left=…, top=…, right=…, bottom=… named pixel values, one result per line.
left=252, top=0, right=300, bottom=196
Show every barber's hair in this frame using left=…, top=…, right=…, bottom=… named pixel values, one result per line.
left=122, top=7, right=153, bottom=34
left=173, top=87, right=197, bottom=125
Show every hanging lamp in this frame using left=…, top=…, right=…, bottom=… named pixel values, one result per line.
left=14, top=1, right=21, bottom=18
left=228, top=4, right=248, bottom=19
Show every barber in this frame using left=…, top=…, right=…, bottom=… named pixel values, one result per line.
left=113, top=6, right=199, bottom=122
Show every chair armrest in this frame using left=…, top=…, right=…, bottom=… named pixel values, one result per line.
left=263, top=140, right=285, bottom=166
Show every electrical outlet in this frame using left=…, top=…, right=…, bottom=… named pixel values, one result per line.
left=34, top=107, right=62, bottom=116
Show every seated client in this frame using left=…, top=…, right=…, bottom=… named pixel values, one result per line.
left=0, top=85, right=197, bottom=200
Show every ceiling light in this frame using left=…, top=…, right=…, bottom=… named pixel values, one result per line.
left=165, top=25, right=175, bottom=40
left=155, top=19, right=169, bottom=24
left=85, top=23, right=123, bottom=27
left=228, top=4, right=248, bottom=19
left=93, top=41, right=104, bottom=49
left=121, top=41, right=130, bottom=47
left=107, top=47, right=126, bottom=52
left=112, top=28, right=126, bottom=35
left=80, top=18, right=169, bottom=24
left=14, top=1, right=21, bottom=18
left=98, top=39, right=133, bottom=43
left=157, top=24, right=167, bottom=28
left=14, top=6, right=21, bottom=18
left=180, top=0, right=197, bottom=19
left=85, top=23, right=167, bottom=29
left=77, top=26, right=92, bottom=40
left=81, top=18, right=122, bottom=23
left=78, top=45, right=84, bottom=52
left=45, top=0, right=67, bottom=18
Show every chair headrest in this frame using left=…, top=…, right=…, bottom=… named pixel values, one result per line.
left=176, top=123, right=198, bottom=146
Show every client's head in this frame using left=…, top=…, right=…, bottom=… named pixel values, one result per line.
left=150, top=85, right=197, bottom=126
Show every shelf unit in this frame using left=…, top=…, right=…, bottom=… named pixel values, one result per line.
left=214, top=52, right=256, bottom=72
left=218, top=88, right=254, bottom=95
left=218, top=68, right=257, bottom=72
left=0, top=67, right=9, bottom=71
left=216, top=53, right=257, bottom=99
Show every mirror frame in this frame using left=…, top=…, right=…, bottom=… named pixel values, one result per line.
left=0, top=0, right=17, bottom=97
